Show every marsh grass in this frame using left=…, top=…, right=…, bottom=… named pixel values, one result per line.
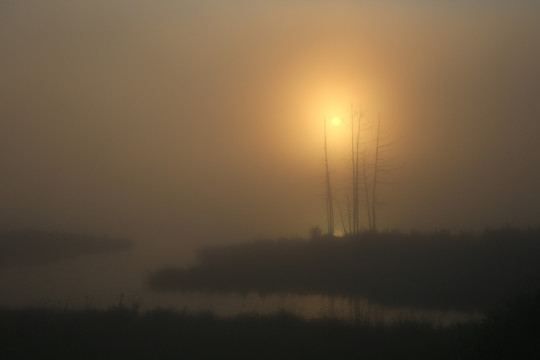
left=0, top=306, right=458, bottom=359
left=1, top=288, right=538, bottom=359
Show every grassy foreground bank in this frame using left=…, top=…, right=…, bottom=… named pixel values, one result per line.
left=1, top=289, right=539, bottom=359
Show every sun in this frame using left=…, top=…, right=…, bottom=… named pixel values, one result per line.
left=331, top=116, right=342, bottom=127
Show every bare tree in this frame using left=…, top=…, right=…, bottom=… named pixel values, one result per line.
left=336, top=200, right=349, bottom=236
left=367, top=113, right=395, bottom=232
left=370, top=114, right=381, bottom=232
left=322, top=109, right=392, bottom=235
left=350, top=107, right=359, bottom=234
left=324, top=116, right=334, bottom=236
left=362, top=144, right=373, bottom=231
left=348, top=106, right=366, bottom=235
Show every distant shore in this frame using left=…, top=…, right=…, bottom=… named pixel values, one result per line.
left=150, top=227, right=540, bottom=312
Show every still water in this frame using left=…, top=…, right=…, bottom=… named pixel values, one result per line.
left=0, top=243, right=482, bottom=326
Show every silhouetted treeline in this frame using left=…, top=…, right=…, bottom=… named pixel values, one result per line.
left=2, top=288, right=539, bottom=359
left=0, top=229, right=133, bottom=267
left=150, top=227, right=540, bottom=312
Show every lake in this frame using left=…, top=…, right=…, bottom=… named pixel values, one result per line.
left=0, top=240, right=482, bottom=326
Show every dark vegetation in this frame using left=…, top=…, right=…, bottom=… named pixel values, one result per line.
left=0, top=229, right=133, bottom=268
left=150, top=227, right=540, bottom=312
left=1, top=288, right=539, bottom=359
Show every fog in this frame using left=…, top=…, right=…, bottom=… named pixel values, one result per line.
left=1, top=1, right=540, bottom=252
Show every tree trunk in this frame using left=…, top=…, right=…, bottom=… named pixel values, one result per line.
left=324, top=116, right=334, bottom=236
left=371, top=114, right=381, bottom=233
left=350, top=106, right=358, bottom=234
left=362, top=144, right=373, bottom=231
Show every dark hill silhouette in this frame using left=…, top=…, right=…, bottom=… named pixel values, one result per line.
left=0, top=229, right=133, bottom=268
left=150, top=227, right=540, bottom=312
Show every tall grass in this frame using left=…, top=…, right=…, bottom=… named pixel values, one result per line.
left=1, top=287, right=538, bottom=359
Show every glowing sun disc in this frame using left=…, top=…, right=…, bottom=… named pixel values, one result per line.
left=331, top=116, right=342, bottom=127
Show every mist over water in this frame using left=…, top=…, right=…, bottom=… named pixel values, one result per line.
left=0, top=239, right=481, bottom=326
left=2, top=1, right=540, bottom=242
left=1, top=1, right=540, bottom=327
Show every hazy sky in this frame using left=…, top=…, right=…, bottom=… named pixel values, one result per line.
left=1, top=1, right=539, bottom=245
